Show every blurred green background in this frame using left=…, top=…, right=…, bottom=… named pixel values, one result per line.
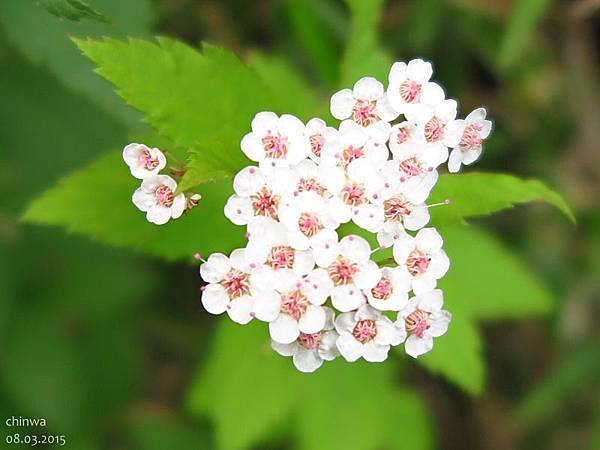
left=0, top=0, right=598, bottom=449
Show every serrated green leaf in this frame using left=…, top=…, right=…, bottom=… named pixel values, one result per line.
left=40, top=0, right=109, bottom=23
left=415, top=314, right=484, bottom=395
left=22, top=151, right=245, bottom=261
left=440, top=225, right=554, bottom=320
left=340, top=0, right=393, bottom=86
left=429, top=172, right=575, bottom=226
left=74, top=37, right=275, bottom=151
left=188, top=319, right=434, bottom=450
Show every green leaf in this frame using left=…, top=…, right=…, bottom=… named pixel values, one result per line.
left=416, top=314, right=484, bottom=395
left=74, top=37, right=274, bottom=151
left=340, top=0, right=393, bottom=86
left=39, top=0, right=110, bottom=23
left=127, top=413, right=212, bottom=450
left=429, top=172, right=575, bottom=226
left=499, top=0, right=552, bottom=69
left=188, top=319, right=434, bottom=450
left=0, top=0, right=153, bottom=125
left=22, top=151, right=245, bottom=261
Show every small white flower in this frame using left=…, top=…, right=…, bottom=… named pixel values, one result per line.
left=321, top=121, right=389, bottom=169
left=305, top=117, right=338, bottom=162
left=279, top=191, right=339, bottom=250
left=396, top=289, right=451, bottom=358
left=122, top=143, right=167, bottom=179
left=200, top=249, right=265, bottom=324
left=392, top=228, right=450, bottom=295
left=365, top=267, right=410, bottom=311
left=224, top=165, right=287, bottom=227
left=252, top=270, right=329, bottom=345
left=325, top=160, right=385, bottom=232
left=386, top=59, right=444, bottom=117
left=330, top=77, right=398, bottom=142
left=448, top=108, right=492, bottom=173
left=335, top=304, right=405, bottom=362
left=409, top=97, right=462, bottom=150
left=314, top=234, right=379, bottom=312
left=241, top=112, right=310, bottom=173
left=132, top=175, right=185, bottom=225
left=271, top=307, right=339, bottom=372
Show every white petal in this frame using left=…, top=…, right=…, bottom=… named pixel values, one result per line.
left=298, top=305, right=326, bottom=334
left=251, top=111, right=279, bottom=135
left=353, top=77, right=384, bottom=100
left=334, top=312, right=356, bottom=334
left=376, top=95, right=399, bottom=122
left=328, top=196, right=352, bottom=224
left=388, top=61, right=408, bottom=85
left=331, top=285, right=365, bottom=312
left=292, top=250, right=315, bottom=276
left=462, top=147, right=483, bottom=165
left=201, top=284, right=229, bottom=314
left=428, top=250, right=450, bottom=279
left=447, top=148, right=464, bottom=173
left=303, top=268, right=333, bottom=305
left=146, top=206, right=171, bottom=225
left=465, top=107, right=486, bottom=123
left=252, top=290, right=281, bottom=322
left=417, top=289, right=443, bottom=312
left=403, top=205, right=430, bottom=231
left=269, top=314, right=300, bottom=344
left=428, top=310, right=452, bottom=337
left=415, top=228, right=443, bottom=253
left=405, top=334, right=433, bottom=358
left=339, top=235, right=371, bottom=263
left=233, top=166, right=264, bottom=196
left=200, top=253, right=231, bottom=282
left=171, top=194, right=186, bottom=219
left=336, top=333, right=363, bottom=362
left=293, top=348, right=323, bottom=372
left=224, top=195, right=253, bottom=226
left=240, top=133, right=265, bottom=162
left=227, top=295, right=254, bottom=324
left=354, top=260, right=380, bottom=289
left=353, top=204, right=385, bottom=233
left=132, top=188, right=153, bottom=212
left=362, top=341, right=390, bottom=362
left=412, top=275, right=437, bottom=296
left=406, top=59, right=433, bottom=82
left=330, top=89, right=355, bottom=120
left=271, top=340, right=297, bottom=357
left=318, top=330, right=340, bottom=360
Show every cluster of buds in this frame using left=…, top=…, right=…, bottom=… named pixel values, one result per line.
left=123, top=144, right=201, bottom=224
left=197, top=58, right=491, bottom=372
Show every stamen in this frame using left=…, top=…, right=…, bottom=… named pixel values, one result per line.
left=427, top=198, right=451, bottom=208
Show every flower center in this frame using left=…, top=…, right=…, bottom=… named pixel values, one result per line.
left=399, top=79, right=422, bottom=103
left=221, top=269, right=251, bottom=298
left=352, top=99, right=379, bottom=126
left=298, top=331, right=323, bottom=350
left=309, top=134, right=325, bottom=157
left=297, top=177, right=324, bottom=195
left=396, top=123, right=414, bottom=144
left=405, top=309, right=430, bottom=338
left=251, top=186, right=280, bottom=218
left=298, top=212, right=323, bottom=237
left=459, top=123, right=483, bottom=150
left=353, top=319, right=377, bottom=343
left=280, top=289, right=309, bottom=320
left=155, top=185, right=174, bottom=207
left=262, top=133, right=289, bottom=159
left=384, top=195, right=412, bottom=221
left=398, top=157, right=423, bottom=178
left=139, top=148, right=159, bottom=170
left=342, top=145, right=365, bottom=167
left=328, top=257, right=359, bottom=286
left=340, top=182, right=366, bottom=206
left=267, top=246, right=295, bottom=270
left=371, top=275, right=393, bottom=300
left=406, top=249, right=430, bottom=276
left=424, top=116, right=445, bottom=142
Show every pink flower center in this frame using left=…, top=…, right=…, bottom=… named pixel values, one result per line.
left=371, top=275, right=393, bottom=300
left=262, top=133, right=288, bottom=159
left=396, top=124, right=413, bottom=144
left=139, top=148, right=159, bottom=170
left=405, top=309, right=430, bottom=338
left=155, top=185, right=174, bottom=207
left=406, top=249, right=430, bottom=276
left=353, top=319, right=377, bottom=343
left=424, top=116, right=445, bottom=142
left=384, top=195, right=412, bottom=221
left=399, top=79, right=422, bottom=103
left=281, top=289, right=309, bottom=320
left=298, top=331, right=323, bottom=350
left=459, top=123, right=483, bottom=150
left=309, top=134, right=325, bottom=157
left=352, top=99, right=379, bottom=126
left=398, top=157, right=423, bottom=178
left=340, top=182, right=366, bottom=206
left=298, top=212, right=323, bottom=237
left=297, top=177, right=324, bottom=195
left=267, top=246, right=295, bottom=270
left=328, top=257, right=359, bottom=286
left=221, top=269, right=251, bottom=298
left=342, top=145, right=365, bottom=167
left=251, top=187, right=280, bottom=219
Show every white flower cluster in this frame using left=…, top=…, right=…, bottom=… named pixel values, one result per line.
left=199, top=59, right=491, bottom=372
left=123, top=143, right=200, bottom=224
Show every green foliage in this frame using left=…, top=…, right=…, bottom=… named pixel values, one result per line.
left=40, top=0, right=109, bottom=23
left=188, top=319, right=433, bottom=450
left=499, top=0, right=552, bottom=69
left=22, top=151, right=245, bottom=261
left=339, top=0, right=393, bottom=87
left=0, top=0, right=152, bottom=125
left=127, top=413, right=212, bottom=450
left=429, top=172, right=575, bottom=226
